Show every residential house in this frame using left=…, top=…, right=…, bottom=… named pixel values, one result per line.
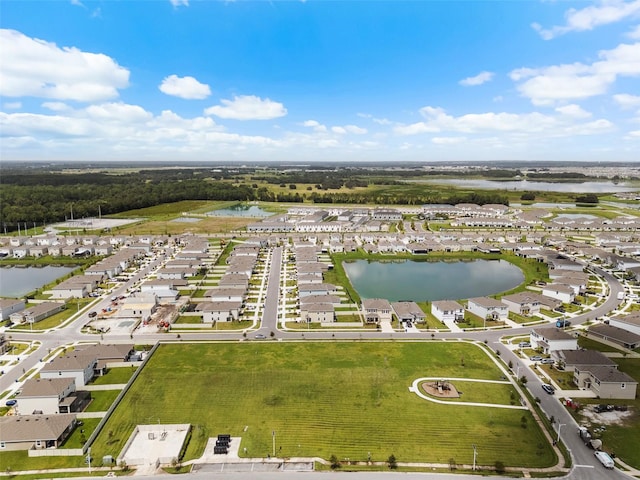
left=609, top=313, right=640, bottom=336
left=9, top=302, right=65, bottom=326
left=466, top=297, right=508, bottom=321
left=205, top=288, right=246, bottom=303
left=542, top=284, right=576, bottom=304
left=391, top=301, right=426, bottom=323
left=588, top=324, right=640, bottom=350
left=118, top=294, right=158, bottom=322
left=500, top=292, right=541, bottom=317
left=16, top=378, right=90, bottom=415
left=197, top=301, right=243, bottom=323
left=552, top=349, right=617, bottom=372
left=300, top=302, right=335, bottom=323
left=362, top=298, right=392, bottom=323
left=40, top=354, right=97, bottom=387
left=0, top=414, right=77, bottom=451
left=530, top=327, right=578, bottom=354
left=0, top=299, right=25, bottom=321
left=74, top=343, right=135, bottom=375
left=431, top=300, right=465, bottom=323
left=298, top=283, right=338, bottom=298
left=574, top=366, right=637, bottom=399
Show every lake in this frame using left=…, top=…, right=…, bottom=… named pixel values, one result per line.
left=415, top=179, right=637, bottom=193
left=0, top=265, right=76, bottom=298
left=343, top=259, right=524, bottom=302
left=207, top=204, right=274, bottom=218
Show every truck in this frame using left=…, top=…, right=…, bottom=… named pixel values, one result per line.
left=617, top=291, right=625, bottom=300
left=578, top=426, right=592, bottom=443
left=594, top=450, right=615, bottom=469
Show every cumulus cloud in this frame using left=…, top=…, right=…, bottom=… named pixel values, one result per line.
left=532, top=0, right=640, bottom=40
left=42, top=102, right=71, bottom=112
left=332, top=124, right=367, bottom=134
left=555, top=104, right=592, bottom=118
left=159, top=75, right=211, bottom=99
left=205, top=95, right=287, bottom=120
left=432, top=137, right=467, bottom=145
left=510, top=42, right=640, bottom=105
left=613, top=93, right=640, bottom=107
left=393, top=105, right=614, bottom=137
left=302, top=120, right=327, bottom=132
left=0, top=29, right=129, bottom=102
left=459, top=71, right=495, bottom=86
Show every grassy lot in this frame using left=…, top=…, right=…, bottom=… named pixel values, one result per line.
left=90, top=367, right=137, bottom=385
left=568, top=357, right=640, bottom=469
left=577, top=334, right=623, bottom=353
left=85, top=390, right=121, bottom=412
left=11, top=299, right=94, bottom=331
left=60, top=418, right=103, bottom=449
left=89, top=342, right=554, bottom=469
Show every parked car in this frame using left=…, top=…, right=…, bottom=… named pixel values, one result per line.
left=541, top=358, right=555, bottom=365
left=530, top=355, right=543, bottom=362
left=88, top=311, right=97, bottom=318
left=556, top=319, right=571, bottom=328
left=594, top=450, right=615, bottom=469
left=541, top=384, right=555, bottom=395
left=254, top=334, right=267, bottom=340
left=518, top=341, right=531, bottom=348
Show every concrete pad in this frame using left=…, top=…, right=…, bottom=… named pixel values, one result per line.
left=118, top=424, right=190, bottom=466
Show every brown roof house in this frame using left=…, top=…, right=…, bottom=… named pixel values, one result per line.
left=15, top=377, right=90, bottom=415
left=0, top=414, right=77, bottom=451
left=362, top=298, right=392, bottom=323
left=40, top=354, right=97, bottom=387
left=574, top=366, right=637, bottom=399
left=588, top=324, right=640, bottom=350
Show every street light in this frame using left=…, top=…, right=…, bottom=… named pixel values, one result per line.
left=272, top=430, right=276, bottom=457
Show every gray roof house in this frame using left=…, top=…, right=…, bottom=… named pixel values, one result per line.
left=0, top=414, right=77, bottom=451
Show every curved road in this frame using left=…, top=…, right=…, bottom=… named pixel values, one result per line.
left=0, top=252, right=632, bottom=480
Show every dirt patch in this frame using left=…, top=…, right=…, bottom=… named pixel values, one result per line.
left=420, top=381, right=460, bottom=398
left=580, top=406, right=634, bottom=427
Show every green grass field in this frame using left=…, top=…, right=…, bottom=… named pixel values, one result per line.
left=89, top=341, right=555, bottom=469
left=90, top=367, right=137, bottom=385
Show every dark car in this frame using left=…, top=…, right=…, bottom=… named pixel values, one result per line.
left=541, top=384, right=555, bottom=395
left=5, top=399, right=17, bottom=407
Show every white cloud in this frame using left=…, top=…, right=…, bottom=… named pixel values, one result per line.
left=42, top=102, right=71, bottom=112
left=332, top=124, right=367, bottom=134
left=628, top=24, right=640, bottom=38
left=159, top=75, right=211, bottom=100
left=85, top=102, right=153, bottom=123
left=532, top=0, right=640, bottom=40
left=302, top=120, right=327, bottom=132
left=459, top=71, right=495, bottom=86
left=555, top=104, right=592, bottom=118
left=357, top=113, right=392, bottom=125
left=170, top=0, right=189, bottom=6
left=628, top=129, right=640, bottom=136
left=432, top=137, right=467, bottom=145
left=205, top=95, right=287, bottom=120
left=0, top=29, right=129, bottom=102
left=511, top=42, right=640, bottom=105
left=393, top=105, right=614, bottom=138
left=614, top=93, right=640, bottom=107
left=3, top=101, right=22, bottom=109
left=70, top=0, right=84, bottom=7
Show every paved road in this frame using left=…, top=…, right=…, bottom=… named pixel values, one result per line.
left=1, top=249, right=634, bottom=479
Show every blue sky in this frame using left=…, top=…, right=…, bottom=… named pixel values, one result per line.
left=1, top=0, right=639, bottom=162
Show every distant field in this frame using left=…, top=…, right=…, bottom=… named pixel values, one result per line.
left=90, top=341, right=555, bottom=469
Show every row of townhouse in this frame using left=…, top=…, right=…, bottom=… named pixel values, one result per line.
left=195, top=244, right=261, bottom=323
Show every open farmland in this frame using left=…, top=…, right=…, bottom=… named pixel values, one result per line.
left=91, top=341, right=555, bottom=468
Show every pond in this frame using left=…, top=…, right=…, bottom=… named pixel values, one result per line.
left=0, top=265, right=77, bottom=298
left=343, top=259, right=524, bottom=302
left=207, top=204, right=274, bottom=218
left=414, top=179, right=637, bottom=193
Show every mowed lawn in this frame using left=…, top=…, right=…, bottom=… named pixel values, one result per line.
left=91, top=342, right=555, bottom=468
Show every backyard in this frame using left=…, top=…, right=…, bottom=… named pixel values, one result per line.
left=89, top=341, right=555, bottom=470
